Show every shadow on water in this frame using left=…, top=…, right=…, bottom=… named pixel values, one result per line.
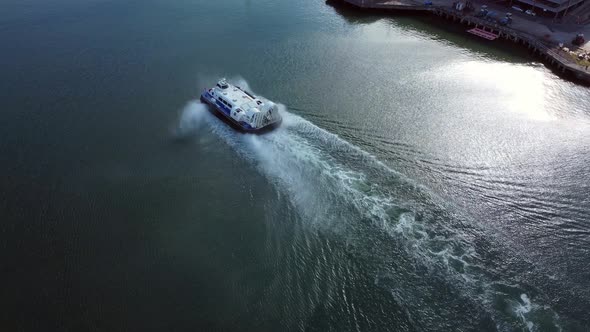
left=325, top=0, right=384, bottom=25
left=326, top=0, right=533, bottom=65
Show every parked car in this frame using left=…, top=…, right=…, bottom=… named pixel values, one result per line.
left=572, top=33, right=585, bottom=46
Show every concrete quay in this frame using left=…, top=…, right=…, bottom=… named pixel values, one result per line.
left=336, top=0, right=590, bottom=85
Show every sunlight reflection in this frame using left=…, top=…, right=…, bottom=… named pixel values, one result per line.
left=440, top=61, right=553, bottom=121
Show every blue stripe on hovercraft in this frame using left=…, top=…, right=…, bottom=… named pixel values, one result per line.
left=202, top=91, right=255, bottom=131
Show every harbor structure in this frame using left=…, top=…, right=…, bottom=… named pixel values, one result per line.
left=334, top=0, right=590, bottom=84
left=510, top=0, right=586, bottom=19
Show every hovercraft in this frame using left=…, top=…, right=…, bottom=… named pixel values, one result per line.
left=200, top=79, right=282, bottom=133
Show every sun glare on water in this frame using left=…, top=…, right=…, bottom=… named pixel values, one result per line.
left=445, top=61, right=553, bottom=122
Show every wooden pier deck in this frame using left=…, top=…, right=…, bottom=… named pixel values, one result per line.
left=467, top=28, right=499, bottom=40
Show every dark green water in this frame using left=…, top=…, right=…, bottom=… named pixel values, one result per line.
left=2, top=0, right=590, bottom=331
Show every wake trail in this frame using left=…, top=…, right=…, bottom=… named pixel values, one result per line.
left=176, top=84, right=565, bottom=331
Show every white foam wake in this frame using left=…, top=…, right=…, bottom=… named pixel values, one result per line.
left=175, top=78, right=565, bottom=331
left=174, top=101, right=209, bottom=138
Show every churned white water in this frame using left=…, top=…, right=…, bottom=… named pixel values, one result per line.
left=176, top=79, right=565, bottom=331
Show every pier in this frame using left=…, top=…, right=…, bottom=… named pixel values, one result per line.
left=337, top=0, right=590, bottom=84
left=467, top=28, right=499, bottom=40
left=341, top=0, right=435, bottom=11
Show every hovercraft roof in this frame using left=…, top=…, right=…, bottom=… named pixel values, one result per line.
left=213, top=80, right=265, bottom=110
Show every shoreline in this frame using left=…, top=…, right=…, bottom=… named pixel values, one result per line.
left=332, top=0, right=590, bottom=85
